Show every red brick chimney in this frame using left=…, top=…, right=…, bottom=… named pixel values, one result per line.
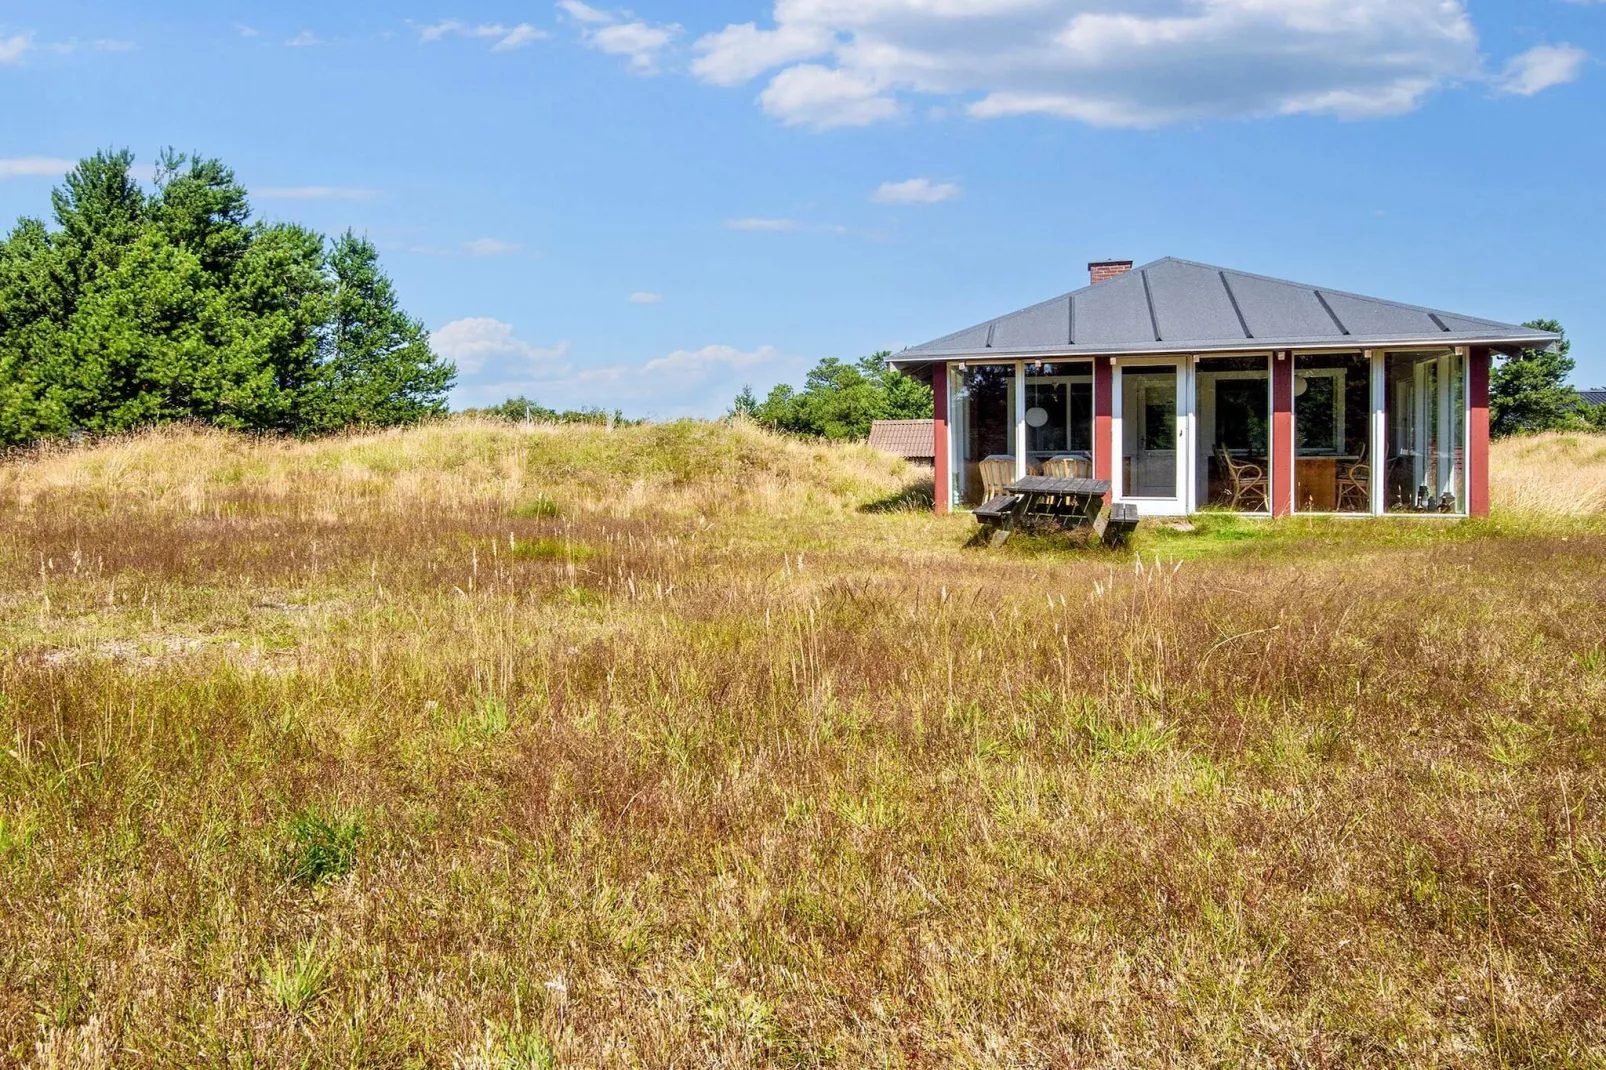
left=1089, top=260, right=1133, bottom=285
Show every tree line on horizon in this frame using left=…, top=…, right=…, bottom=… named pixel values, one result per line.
left=730, top=353, right=934, bottom=440
left=0, top=150, right=453, bottom=446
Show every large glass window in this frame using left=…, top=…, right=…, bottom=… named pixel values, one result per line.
left=1293, top=353, right=1372, bottom=513
left=1120, top=364, right=1180, bottom=499
left=1024, top=361, right=1093, bottom=476
left=1384, top=350, right=1466, bottom=513
left=1195, top=355, right=1270, bottom=512
left=949, top=363, right=1016, bottom=507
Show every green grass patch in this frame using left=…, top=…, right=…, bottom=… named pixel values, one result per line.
left=511, top=495, right=562, bottom=519
left=513, top=537, right=596, bottom=563
left=277, top=807, right=363, bottom=887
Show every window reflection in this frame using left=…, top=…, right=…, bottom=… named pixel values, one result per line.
left=948, top=364, right=1015, bottom=507
left=1025, top=361, right=1092, bottom=475
left=1384, top=350, right=1466, bottom=513
left=1293, top=353, right=1371, bottom=513
left=1196, top=356, right=1270, bottom=512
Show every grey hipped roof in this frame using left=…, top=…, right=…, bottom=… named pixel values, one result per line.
left=890, top=258, right=1559, bottom=370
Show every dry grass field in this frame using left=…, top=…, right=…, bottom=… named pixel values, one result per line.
left=2, top=420, right=1604, bottom=1068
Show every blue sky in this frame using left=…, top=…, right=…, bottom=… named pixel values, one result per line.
left=2, top=0, right=1601, bottom=417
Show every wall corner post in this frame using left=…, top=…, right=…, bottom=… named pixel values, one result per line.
left=1271, top=351, right=1295, bottom=517
left=933, top=363, right=950, bottom=515
left=1469, top=347, right=1491, bottom=518
left=1094, top=357, right=1114, bottom=503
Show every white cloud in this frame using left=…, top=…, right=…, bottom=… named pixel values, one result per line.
left=874, top=178, right=961, bottom=205
left=452, top=339, right=804, bottom=418
left=692, top=0, right=1486, bottom=129
left=725, top=217, right=803, bottom=231
left=1493, top=44, right=1587, bottom=97
left=558, top=2, right=680, bottom=73
left=236, top=25, right=260, bottom=38
left=462, top=237, right=522, bottom=256
left=416, top=19, right=548, bottom=51
left=576, top=343, right=787, bottom=393
left=692, top=22, right=833, bottom=86
left=593, top=22, right=679, bottom=72
left=639, top=344, right=780, bottom=376
left=0, top=157, right=75, bottom=178
left=629, top=292, right=663, bottom=304
left=494, top=24, right=548, bottom=51
left=0, top=33, right=32, bottom=63
left=760, top=63, right=898, bottom=128
left=557, top=2, right=613, bottom=25
left=286, top=31, right=324, bottom=47
left=255, top=186, right=381, bottom=200
left=417, top=19, right=466, bottom=41
left=0, top=29, right=131, bottom=61
left=433, top=318, right=569, bottom=375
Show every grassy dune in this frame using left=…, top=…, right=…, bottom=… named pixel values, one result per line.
left=2, top=421, right=1604, bottom=1068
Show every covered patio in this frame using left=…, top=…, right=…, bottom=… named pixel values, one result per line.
left=890, top=258, right=1560, bottom=519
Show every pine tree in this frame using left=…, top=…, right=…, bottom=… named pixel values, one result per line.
left=306, top=231, right=454, bottom=431
left=0, top=152, right=455, bottom=444
left=1490, top=319, right=1581, bottom=437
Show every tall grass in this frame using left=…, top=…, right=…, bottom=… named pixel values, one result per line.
left=1, top=419, right=1603, bottom=1067
left=1491, top=432, right=1606, bottom=517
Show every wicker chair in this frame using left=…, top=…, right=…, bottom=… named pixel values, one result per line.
left=978, top=456, right=1016, bottom=501
left=1042, top=454, right=1092, bottom=479
left=1336, top=444, right=1370, bottom=512
left=1215, top=444, right=1268, bottom=511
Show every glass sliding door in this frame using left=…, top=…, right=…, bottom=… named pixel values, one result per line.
left=1195, top=355, right=1271, bottom=512
left=1383, top=350, right=1466, bottom=513
left=1293, top=353, right=1372, bottom=514
left=1023, top=361, right=1093, bottom=476
left=1116, top=362, right=1185, bottom=513
left=948, top=363, right=1017, bottom=508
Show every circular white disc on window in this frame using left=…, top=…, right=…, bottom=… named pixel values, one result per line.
left=1294, top=375, right=1309, bottom=397
left=1025, top=406, right=1049, bottom=428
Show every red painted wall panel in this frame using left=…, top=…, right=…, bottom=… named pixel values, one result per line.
left=1271, top=354, right=1294, bottom=517
left=1469, top=348, right=1491, bottom=518
left=1094, top=357, right=1113, bottom=501
left=932, top=364, right=950, bottom=514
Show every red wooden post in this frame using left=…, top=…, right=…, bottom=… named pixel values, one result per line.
left=1271, top=352, right=1294, bottom=517
left=1094, top=357, right=1114, bottom=502
left=932, top=363, right=950, bottom=514
left=1468, top=347, right=1491, bottom=518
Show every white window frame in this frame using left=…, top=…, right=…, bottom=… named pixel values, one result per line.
left=1194, top=355, right=1273, bottom=516
left=1112, top=357, right=1190, bottom=516
left=1022, top=369, right=1095, bottom=467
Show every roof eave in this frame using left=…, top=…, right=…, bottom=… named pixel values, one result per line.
left=889, top=333, right=1557, bottom=369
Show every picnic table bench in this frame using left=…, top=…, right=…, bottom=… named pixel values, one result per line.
left=974, top=476, right=1138, bottom=548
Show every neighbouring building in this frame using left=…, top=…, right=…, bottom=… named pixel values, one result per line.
left=867, top=419, right=935, bottom=467
left=887, top=258, right=1559, bottom=518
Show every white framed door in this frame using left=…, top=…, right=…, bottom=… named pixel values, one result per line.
left=1113, top=359, right=1190, bottom=516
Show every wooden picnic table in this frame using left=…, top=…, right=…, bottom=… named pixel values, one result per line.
left=973, top=475, right=1137, bottom=548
